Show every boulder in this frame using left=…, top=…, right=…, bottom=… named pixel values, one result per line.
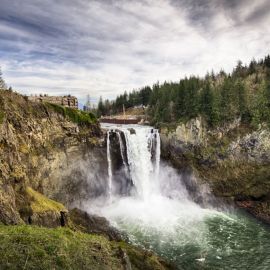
left=69, top=208, right=123, bottom=241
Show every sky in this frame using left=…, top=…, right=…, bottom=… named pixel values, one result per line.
left=0, top=0, right=270, bottom=105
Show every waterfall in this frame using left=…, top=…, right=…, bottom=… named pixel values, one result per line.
left=87, top=123, right=270, bottom=270
left=104, top=125, right=160, bottom=199
left=106, top=130, right=112, bottom=197
left=123, top=127, right=154, bottom=199
left=116, top=131, right=129, bottom=177
left=154, top=129, right=160, bottom=178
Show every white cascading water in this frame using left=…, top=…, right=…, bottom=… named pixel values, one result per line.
left=97, top=124, right=213, bottom=226
left=84, top=124, right=270, bottom=269
left=154, top=129, right=161, bottom=178
left=116, top=131, right=129, bottom=177
left=120, top=126, right=157, bottom=199
left=106, top=130, right=112, bottom=197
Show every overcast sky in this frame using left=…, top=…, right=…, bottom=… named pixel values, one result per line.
left=0, top=0, right=269, bottom=104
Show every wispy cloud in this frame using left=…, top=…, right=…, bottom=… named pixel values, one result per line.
left=0, top=0, right=269, bottom=104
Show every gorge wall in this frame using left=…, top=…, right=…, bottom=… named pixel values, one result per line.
left=160, top=117, right=270, bottom=223
left=0, top=89, right=107, bottom=226
left=0, top=90, right=174, bottom=270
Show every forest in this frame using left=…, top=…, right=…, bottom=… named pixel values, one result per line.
left=96, top=56, right=270, bottom=128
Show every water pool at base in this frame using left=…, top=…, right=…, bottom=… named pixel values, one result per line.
left=87, top=124, right=270, bottom=270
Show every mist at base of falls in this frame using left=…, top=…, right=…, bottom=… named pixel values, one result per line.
left=82, top=124, right=270, bottom=269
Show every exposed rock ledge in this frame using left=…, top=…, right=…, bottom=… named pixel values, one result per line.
left=0, top=89, right=106, bottom=225
left=160, top=117, right=270, bottom=223
left=0, top=90, right=174, bottom=269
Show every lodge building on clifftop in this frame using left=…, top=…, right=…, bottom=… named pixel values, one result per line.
left=28, top=94, right=78, bottom=109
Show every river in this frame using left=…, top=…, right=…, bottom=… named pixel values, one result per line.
left=84, top=124, right=270, bottom=270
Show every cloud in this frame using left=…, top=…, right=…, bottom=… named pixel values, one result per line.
left=0, top=0, right=269, bottom=104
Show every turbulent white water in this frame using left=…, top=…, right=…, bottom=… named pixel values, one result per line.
left=155, top=129, right=161, bottom=179
left=85, top=124, right=270, bottom=269
left=92, top=124, right=219, bottom=246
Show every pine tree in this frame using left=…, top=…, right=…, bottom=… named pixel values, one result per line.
left=97, top=96, right=105, bottom=117
left=200, top=82, right=221, bottom=126
left=220, top=77, right=237, bottom=122
left=200, top=81, right=213, bottom=122
left=235, top=80, right=249, bottom=122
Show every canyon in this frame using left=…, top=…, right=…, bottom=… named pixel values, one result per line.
left=1, top=89, right=270, bottom=269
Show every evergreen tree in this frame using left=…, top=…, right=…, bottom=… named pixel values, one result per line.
left=235, top=80, right=249, bottom=122
left=220, top=77, right=236, bottom=122
left=97, top=96, right=105, bottom=117
left=200, top=81, right=213, bottom=123
left=104, top=55, right=270, bottom=127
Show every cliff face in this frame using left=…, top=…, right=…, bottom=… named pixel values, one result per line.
left=160, top=117, right=270, bottom=222
left=0, top=89, right=107, bottom=226
left=0, top=90, right=175, bottom=269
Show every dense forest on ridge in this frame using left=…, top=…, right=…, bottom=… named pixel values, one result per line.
left=96, top=56, right=270, bottom=128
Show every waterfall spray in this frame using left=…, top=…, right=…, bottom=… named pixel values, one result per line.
left=155, top=130, right=161, bottom=178
left=87, top=123, right=270, bottom=270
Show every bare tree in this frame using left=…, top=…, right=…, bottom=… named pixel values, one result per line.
left=0, top=67, right=7, bottom=89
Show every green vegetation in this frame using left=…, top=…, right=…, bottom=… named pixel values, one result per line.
left=46, top=102, right=66, bottom=116
left=96, top=86, right=151, bottom=117
left=45, top=103, right=97, bottom=126
left=26, top=187, right=66, bottom=213
left=0, top=225, right=172, bottom=270
left=0, top=226, right=120, bottom=270
left=97, top=56, right=270, bottom=128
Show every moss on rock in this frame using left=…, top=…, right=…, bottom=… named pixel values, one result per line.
left=26, top=187, right=66, bottom=213
left=45, top=102, right=97, bottom=126
left=161, top=118, right=270, bottom=223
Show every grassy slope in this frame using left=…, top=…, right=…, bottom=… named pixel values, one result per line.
left=45, top=102, right=97, bottom=126
left=26, top=187, right=66, bottom=213
left=0, top=225, right=173, bottom=270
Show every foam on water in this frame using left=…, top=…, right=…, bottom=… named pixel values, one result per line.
left=85, top=123, right=270, bottom=269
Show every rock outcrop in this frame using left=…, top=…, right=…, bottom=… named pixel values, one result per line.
left=160, top=117, right=270, bottom=222
left=0, top=89, right=175, bottom=270
left=0, top=89, right=106, bottom=225
left=69, top=208, right=123, bottom=241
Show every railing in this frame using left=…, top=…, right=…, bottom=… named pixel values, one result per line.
left=100, top=118, right=140, bottom=124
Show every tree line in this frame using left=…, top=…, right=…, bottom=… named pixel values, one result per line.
left=96, top=55, right=270, bottom=128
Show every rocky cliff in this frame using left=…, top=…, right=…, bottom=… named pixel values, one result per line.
left=0, top=89, right=107, bottom=226
left=160, top=117, right=270, bottom=223
left=0, top=89, right=174, bottom=270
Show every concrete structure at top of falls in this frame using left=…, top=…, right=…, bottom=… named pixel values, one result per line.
left=103, top=124, right=160, bottom=199
left=28, top=94, right=78, bottom=109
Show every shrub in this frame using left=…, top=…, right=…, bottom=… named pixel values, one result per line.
left=45, top=103, right=97, bottom=126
